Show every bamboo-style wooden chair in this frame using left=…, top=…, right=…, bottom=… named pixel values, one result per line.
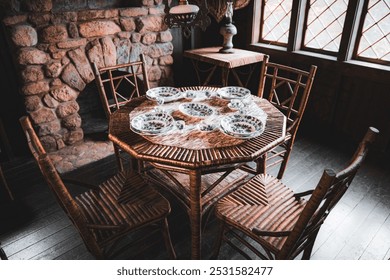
left=255, top=55, right=317, bottom=179
left=19, top=116, right=176, bottom=260
left=213, top=127, right=378, bottom=260
left=92, top=54, right=150, bottom=171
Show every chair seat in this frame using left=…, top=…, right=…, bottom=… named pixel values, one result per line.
left=76, top=171, right=171, bottom=246
left=215, top=173, right=306, bottom=253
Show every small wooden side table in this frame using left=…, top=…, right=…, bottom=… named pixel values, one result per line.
left=183, top=47, right=265, bottom=87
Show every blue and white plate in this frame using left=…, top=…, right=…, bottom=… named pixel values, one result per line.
left=220, top=114, right=265, bottom=139
left=146, top=87, right=182, bottom=102
left=217, top=86, right=251, bottom=100
left=179, top=102, right=214, bottom=118
left=130, top=112, right=174, bottom=135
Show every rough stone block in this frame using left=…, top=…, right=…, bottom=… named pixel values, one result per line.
left=159, top=55, right=173, bottom=65
left=147, top=65, right=162, bottom=81
left=38, top=120, right=61, bottom=135
left=40, top=25, right=68, bottom=43
left=21, top=65, right=45, bottom=82
left=77, top=10, right=106, bottom=21
left=68, top=22, right=79, bottom=38
left=101, top=37, right=116, bottom=67
left=142, top=33, right=157, bottom=45
left=131, top=33, right=142, bottom=43
left=45, top=61, right=62, bottom=78
left=114, top=38, right=131, bottom=65
left=22, top=81, right=50, bottom=96
left=11, top=25, right=38, bottom=47
left=57, top=38, right=86, bottom=49
left=51, top=84, right=78, bottom=102
left=120, top=8, right=148, bottom=17
left=30, top=107, right=57, bottom=124
left=18, top=47, right=50, bottom=65
left=135, top=15, right=165, bottom=33
left=61, top=62, right=86, bottom=91
left=146, top=42, right=173, bottom=58
left=68, top=47, right=94, bottom=83
left=62, top=114, right=82, bottom=130
left=79, top=20, right=121, bottom=38
left=120, top=18, right=136, bottom=31
left=25, top=96, right=42, bottom=111
left=87, top=41, right=105, bottom=69
left=63, top=127, right=83, bottom=145
left=39, top=134, right=58, bottom=152
left=56, top=100, right=79, bottom=118
left=43, top=93, right=59, bottom=108
left=158, top=30, right=172, bottom=43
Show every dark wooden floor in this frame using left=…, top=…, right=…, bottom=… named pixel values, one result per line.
left=1, top=133, right=389, bottom=260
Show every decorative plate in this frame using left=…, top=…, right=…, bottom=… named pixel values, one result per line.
left=198, top=122, right=218, bottom=132
left=130, top=112, right=174, bottom=135
left=220, top=114, right=265, bottom=139
left=146, top=87, right=182, bottom=102
left=179, top=102, right=214, bottom=118
left=217, top=86, right=251, bottom=100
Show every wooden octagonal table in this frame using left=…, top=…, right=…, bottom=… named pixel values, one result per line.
left=108, top=86, right=286, bottom=259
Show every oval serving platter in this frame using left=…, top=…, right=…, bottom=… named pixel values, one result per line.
left=179, top=102, right=214, bottom=118
left=220, top=114, right=265, bottom=139
left=130, top=112, right=174, bottom=135
left=217, top=86, right=251, bottom=100
left=146, top=86, right=182, bottom=102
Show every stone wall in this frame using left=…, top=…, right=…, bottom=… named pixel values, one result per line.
left=2, top=0, right=174, bottom=152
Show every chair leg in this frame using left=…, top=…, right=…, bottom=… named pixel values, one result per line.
left=161, top=218, right=176, bottom=259
left=256, top=154, right=267, bottom=174
left=210, top=220, right=226, bottom=259
left=301, top=230, right=319, bottom=260
left=276, top=147, right=292, bottom=179
left=113, top=144, right=124, bottom=172
left=0, top=166, right=14, bottom=201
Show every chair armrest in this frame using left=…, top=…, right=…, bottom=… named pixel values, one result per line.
left=294, top=189, right=314, bottom=198
left=62, top=177, right=99, bottom=190
left=252, top=228, right=291, bottom=237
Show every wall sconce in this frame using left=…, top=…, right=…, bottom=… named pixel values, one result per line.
left=164, top=0, right=210, bottom=38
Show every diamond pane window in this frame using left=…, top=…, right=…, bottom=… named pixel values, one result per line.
left=261, top=0, right=293, bottom=45
left=304, top=0, right=348, bottom=52
left=357, top=0, right=390, bottom=62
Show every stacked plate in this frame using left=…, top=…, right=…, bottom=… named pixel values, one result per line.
left=220, top=114, right=265, bottom=139
left=146, top=87, right=182, bottom=102
left=130, top=112, right=174, bottom=135
left=217, top=86, right=251, bottom=100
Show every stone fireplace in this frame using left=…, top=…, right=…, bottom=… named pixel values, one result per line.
left=2, top=0, right=174, bottom=156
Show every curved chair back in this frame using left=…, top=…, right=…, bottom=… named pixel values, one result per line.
left=278, top=127, right=379, bottom=259
left=19, top=116, right=103, bottom=256
left=92, top=54, right=150, bottom=119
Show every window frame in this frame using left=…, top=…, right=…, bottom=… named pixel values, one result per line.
left=252, top=0, right=390, bottom=66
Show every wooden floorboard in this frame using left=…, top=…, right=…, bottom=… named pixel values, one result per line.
left=1, top=134, right=389, bottom=260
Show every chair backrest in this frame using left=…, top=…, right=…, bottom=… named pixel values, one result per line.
left=257, top=55, right=317, bottom=137
left=278, top=127, right=379, bottom=259
left=19, top=116, right=102, bottom=256
left=92, top=54, right=150, bottom=119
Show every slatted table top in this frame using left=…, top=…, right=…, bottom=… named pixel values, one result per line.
left=109, top=87, right=286, bottom=170
left=183, top=47, right=265, bottom=68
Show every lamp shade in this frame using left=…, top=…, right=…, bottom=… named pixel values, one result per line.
left=169, top=3, right=199, bottom=15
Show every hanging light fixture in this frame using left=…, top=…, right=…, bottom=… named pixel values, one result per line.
left=164, top=0, right=210, bottom=38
